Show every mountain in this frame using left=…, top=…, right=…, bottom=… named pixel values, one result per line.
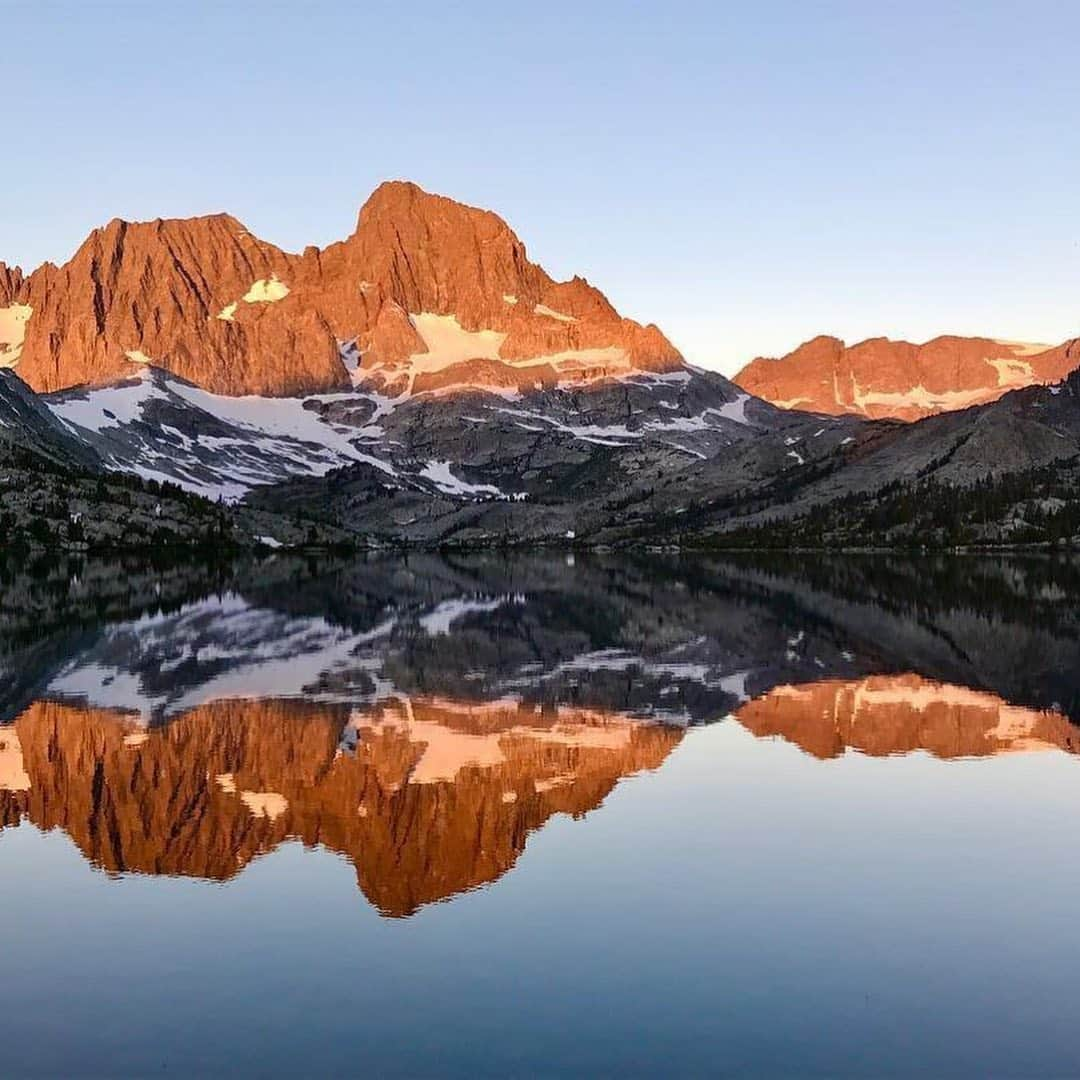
left=3, top=180, right=1079, bottom=550
left=0, top=368, right=356, bottom=552
left=3, top=181, right=680, bottom=398
left=9, top=215, right=344, bottom=397
left=0, top=369, right=99, bottom=469
left=734, top=333, right=1079, bottom=421
left=36, top=352, right=1080, bottom=549
left=3, top=178, right=845, bottom=548
left=239, top=366, right=1080, bottom=548
left=665, top=368, right=1080, bottom=548
left=44, top=359, right=852, bottom=521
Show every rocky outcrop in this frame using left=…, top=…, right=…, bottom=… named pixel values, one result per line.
left=5, top=182, right=683, bottom=397
left=14, top=216, right=343, bottom=396
left=0, top=369, right=100, bottom=467
left=0, top=263, right=22, bottom=305
left=734, top=334, right=1078, bottom=420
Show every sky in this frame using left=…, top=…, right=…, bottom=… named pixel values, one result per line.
left=5, top=0, right=1080, bottom=375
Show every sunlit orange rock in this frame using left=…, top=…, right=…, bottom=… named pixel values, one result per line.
left=0, top=695, right=682, bottom=917
left=0, top=262, right=22, bottom=305
left=734, top=334, right=1079, bottom=421
left=734, top=674, right=1080, bottom=759
left=6, top=182, right=683, bottom=398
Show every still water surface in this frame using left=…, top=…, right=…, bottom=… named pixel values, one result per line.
left=2, top=553, right=1080, bottom=1076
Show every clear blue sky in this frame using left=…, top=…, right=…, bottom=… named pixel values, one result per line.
left=6, top=0, right=1079, bottom=374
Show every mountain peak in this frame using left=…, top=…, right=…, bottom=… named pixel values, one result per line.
left=356, top=179, right=506, bottom=226
left=4, top=184, right=683, bottom=397
left=0, top=263, right=23, bottom=305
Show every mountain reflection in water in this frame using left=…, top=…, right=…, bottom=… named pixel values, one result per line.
left=739, top=675, right=1080, bottom=760
left=1, top=551, right=1080, bottom=917
left=0, top=698, right=680, bottom=917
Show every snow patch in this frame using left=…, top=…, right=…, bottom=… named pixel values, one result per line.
left=987, top=355, right=1035, bottom=388
left=243, top=276, right=290, bottom=303
left=419, top=459, right=504, bottom=498
left=356, top=311, right=638, bottom=394
left=50, top=370, right=163, bottom=431
left=534, top=304, right=577, bottom=323
left=48, top=368, right=398, bottom=502
left=338, top=338, right=361, bottom=374
left=0, top=726, right=30, bottom=792
left=850, top=376, right=995, bottom=414
left=411, top=313, right=506, bottom=365
left=716, top=393, right=751, bottom=425
left=993, top=339, right=1052, bottom=357
left=0, top=304, right=32, bottom=368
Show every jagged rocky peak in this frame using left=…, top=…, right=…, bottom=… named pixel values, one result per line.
left=333, top=181, right=683, bottom=394
left=13, top=212, right=344, bottom=397
left=0, top=262, right=23, bottom=305
left=734, top=332, right=1077, bottom=421
left=7, top=181, right=684, bottom=398
left=346, top=180, right=550, bottom=320
left=304, top=179, right=685, bottom=393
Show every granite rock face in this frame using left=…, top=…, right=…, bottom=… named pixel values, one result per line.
left=13, top=215, right=342, bottom=396
left=0, top=369, right=99, bottom=468
left=0, top=263, right=22, bottom=305
left=5, top=182, right=682, bottom=398
left=734, top=333, right=1079, bottom=420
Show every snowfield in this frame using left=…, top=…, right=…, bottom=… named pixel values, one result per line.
left=40, top=360, right=779, bottom=506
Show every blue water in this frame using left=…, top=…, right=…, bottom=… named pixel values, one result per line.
left=3, top=553, right=1080, bottom=1076
left=5, top=723, right=1080, bottom=1076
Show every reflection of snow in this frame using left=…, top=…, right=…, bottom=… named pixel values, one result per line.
left=418, top=595, right=524, bottom=636
left=217, top=772, right=289, bottom=820
left=0, top=726, right=30, bottom=791
left=350, top=700, right=647, bottom=786
left=45, top=595, right=370, bottom=720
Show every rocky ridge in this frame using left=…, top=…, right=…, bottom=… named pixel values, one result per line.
left=734, top=333, right=1079, bottom=421
left=3, top=182, right=680, bottom=398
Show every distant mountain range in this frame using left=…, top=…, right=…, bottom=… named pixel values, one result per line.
left=735, top=333, right=1080, bottom=421
left=0, top=181, right=1078, bottom=549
